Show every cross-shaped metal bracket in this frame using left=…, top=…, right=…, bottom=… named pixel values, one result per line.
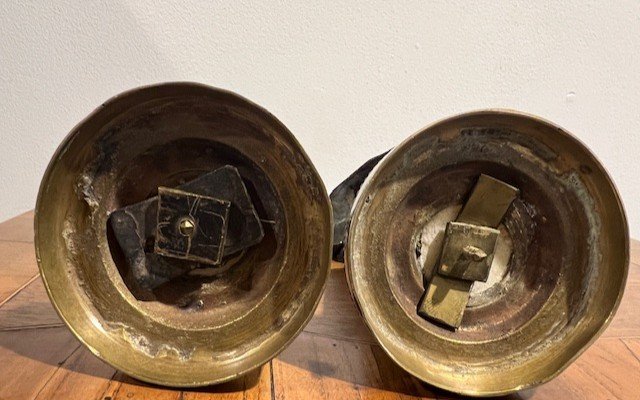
left=418, top=174, right=519, bottom=328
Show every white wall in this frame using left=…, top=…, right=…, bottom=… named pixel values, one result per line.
left=1, top=1, right=639, bottom=237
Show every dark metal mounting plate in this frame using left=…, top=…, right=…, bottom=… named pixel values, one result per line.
left=155, top=187, right=230, bottom=265
left=108, top=165, right=264, bottom=290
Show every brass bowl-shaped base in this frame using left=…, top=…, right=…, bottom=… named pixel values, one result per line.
left=35, top=83, right=332, bottom=387
left=345, top=110, right=628, bottom=396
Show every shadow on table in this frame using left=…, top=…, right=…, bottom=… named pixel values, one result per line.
left=110, top=366, right=266, bottom=397
left=277, top=341, right=530, bottom=400
left=0, top=326, right=265, bottom=397
left=273, top=265, right=533, bottom=400
left=0, top=258, right=538, bottom=399
left=0, top=324, right=530, bottom=400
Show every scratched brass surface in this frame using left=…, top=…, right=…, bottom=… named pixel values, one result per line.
left=418, top=174, right=518, bottom=328
left=345, top=110, right=629, bottom=396
left=35, top=83, right=332, bottom=387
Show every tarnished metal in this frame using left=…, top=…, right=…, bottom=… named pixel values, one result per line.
left=109, top=165, right=266, bottom=290
left=330, top=151, right=388, bottom=261
left=154, top=186, right=230, bottom=265
left=418, top=174, right=518, bottom=328
left=344, top=110, right=629, bottom=396
left=35, top=82, right=332, bottom=387
left=436, top=222, right=499, bottom=282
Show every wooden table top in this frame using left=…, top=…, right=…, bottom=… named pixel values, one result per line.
left=0, top=210, right=638, bottom=400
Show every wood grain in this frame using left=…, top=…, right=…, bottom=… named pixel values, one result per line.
left=572, top=338, right=640, bottom=399
left=0, top=211, right=638, bottom=399
left=102, top=374, right=183, bottom=400
left=181, top=364, right=272, bottom=400
left=273, top=332, right=438, bottom=399
left=622, top=338, right=640, bottom=358
left=0, top=327, right=80, bottom=399
left=34, top=346, right=116, bottom=400
left=303, top=265, right=377, bottom=344
left=0, top=277, right=62, bottom=330
left=602, top=264, right=640, bottom=339
left=0, top=211, right=34, bottom=243
left=0, top=241, right=39, bottom=304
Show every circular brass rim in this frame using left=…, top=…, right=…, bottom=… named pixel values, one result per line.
left=35, top=82, right=333, bottom=387
left=345, top=109, right=629, bottom=397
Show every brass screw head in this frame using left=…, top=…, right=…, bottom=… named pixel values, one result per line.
left=178, top=217, right=196, bottom=237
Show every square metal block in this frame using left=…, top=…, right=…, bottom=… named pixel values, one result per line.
left=437, top=221, right=499, bottom=282
left=155, top=187, right=231, bottom=265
